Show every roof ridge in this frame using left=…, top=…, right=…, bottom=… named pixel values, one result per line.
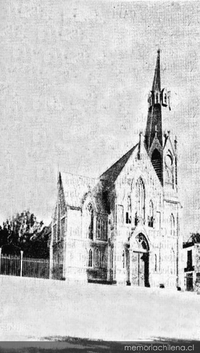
left=60, top=171, right=98, bottom=181
left=100, top=143, right=138, bottom=177
left=100, top=143, right=138, bottom=184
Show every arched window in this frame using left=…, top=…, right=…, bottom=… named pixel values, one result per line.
left=96, top=217, right=101, bottom=239
left=136, top=178, right=145, bottom=221
left=162, top=88, right=168, bottom=107
left=122, top=250, right=125, bottom=269
left=148, top=200, right=154, bottom=227
left=86, top=204, right=94, bottom=240
left=164, top=92, right=167, bottom=105
left=170, top=249, right=175, bottom=274
left=95, top=248, right=100, bottom=267
left=136, top=233, right=149, bottom=251
left=100, top=252, right=104, bottom=268
left=170, top=214, right=175, bottom=237
left=102, top=220, right=107, bottom=241
left=88, top=249, right=93, bottom=267
left=165, top=152, right=174, bottom=187
left=155, top=254, right=157, bottom=272
left=110, top=248, right=113, bottom=269
left=126, top=195, right=132, bottom=224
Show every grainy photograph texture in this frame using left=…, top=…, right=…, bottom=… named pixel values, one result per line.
left=0, top=0, right=200, bottom=350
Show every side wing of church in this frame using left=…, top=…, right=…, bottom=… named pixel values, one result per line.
left=49, top=51, right=183, bottom=289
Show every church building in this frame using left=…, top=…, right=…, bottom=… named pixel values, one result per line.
left=50, top=51, right=183, bottom=289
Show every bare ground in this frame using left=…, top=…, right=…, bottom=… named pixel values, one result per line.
left=0, top=275, right=199, bottom=342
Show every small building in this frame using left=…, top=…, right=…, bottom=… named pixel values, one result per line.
left=183, top=234, right=200, bottom=292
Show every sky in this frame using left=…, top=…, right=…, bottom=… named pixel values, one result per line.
left=0, top=0, right=200, bottom=238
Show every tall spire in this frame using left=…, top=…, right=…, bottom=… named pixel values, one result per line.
left=145, top=50, right=163, bottom=184
left=152, top=49, right=161, bottom=92
left=145, top=50, right=163, bottom=152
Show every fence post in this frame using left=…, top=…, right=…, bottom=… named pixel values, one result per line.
left=20, top=250, right=23, bottom=277
left=49, top=237, right=53, bottom=279
left=0, top=247, right=1, bottom=275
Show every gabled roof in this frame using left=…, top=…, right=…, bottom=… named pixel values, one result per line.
left=58, top=144, right=138, bottom=210
left=60, top=172, right=98, bottom=208
left=100, top=144, right=138, bottom=185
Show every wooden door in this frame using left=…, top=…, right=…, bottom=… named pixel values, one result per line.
left=138, top=253, right=145, bottom=287
left=131, top=251, right=149, bottom=287
left=131, top=252, right=139, bottom=286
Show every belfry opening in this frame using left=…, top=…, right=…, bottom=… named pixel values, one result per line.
left=151, top=149, right=163, bottom=184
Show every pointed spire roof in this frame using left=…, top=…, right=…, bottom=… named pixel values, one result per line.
left=145, top=50, right=163, bottom=152
left=144, top=50, right=164, bottom=185
left=58, top=171, right=62, bottom=186
left=152, top=49, right=161, bottom=92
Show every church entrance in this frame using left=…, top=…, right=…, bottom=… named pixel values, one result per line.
left=129, top=233, right=150, bottom=287
left=131, top=251, right=149, bottom=287
left=186, top=273, right=193, bottom=291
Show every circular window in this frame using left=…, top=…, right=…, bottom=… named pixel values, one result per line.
left=166, top=154, right=172, bottom=168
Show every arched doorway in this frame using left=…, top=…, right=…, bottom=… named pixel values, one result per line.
left=130, top=233, right=150, bottom=287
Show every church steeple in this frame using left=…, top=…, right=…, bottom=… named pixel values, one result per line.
left=144, top=50, right=173, bottom=185
left=152, top=49, right=161, bottom=92
left=145, top=50, right=163, bottom=152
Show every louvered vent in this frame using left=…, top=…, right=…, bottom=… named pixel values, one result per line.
left=151, top=149, right=162, bottom=184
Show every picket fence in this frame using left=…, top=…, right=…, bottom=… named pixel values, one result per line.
left=0, top=252, right=50, bottom=279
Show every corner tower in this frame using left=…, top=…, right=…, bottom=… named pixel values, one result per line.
left=145, top=50, right=170, bottom=185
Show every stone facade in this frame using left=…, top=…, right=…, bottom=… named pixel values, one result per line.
left=50, top=51, right=183, bottom=289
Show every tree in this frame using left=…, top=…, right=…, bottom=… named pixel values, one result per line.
left=0, top=211, right=50, bottom=258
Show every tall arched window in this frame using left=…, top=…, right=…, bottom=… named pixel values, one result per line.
left=165, top=152, right=174, bottom=187
left=102, top=220, right=107, bottom=241
left=148, top=200, right=154, bottom=227
left=100, top=252, right=104, bottom=268
left=86, top=204, right=94, bottom=240
left=88, top=249, right=93, bottom=267
left=170, top=214, right=175, bottom=237
left=96, top=217, right=101, bottom=239
left=95, top=248, right=100, bottom=267
left=136, top=178, right=145, bottom=221
left=170, top=249, right=175, bottom=274
left=126, top=195, right=132, bottom=224
left=155, top=254, right=157, bottom=272
left=122, top=250, right=125, bottom=269
left=110, top=248, right=113, bottom=269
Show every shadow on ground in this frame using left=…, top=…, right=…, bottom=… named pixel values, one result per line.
left=0, top=337, right=199, bottom=353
